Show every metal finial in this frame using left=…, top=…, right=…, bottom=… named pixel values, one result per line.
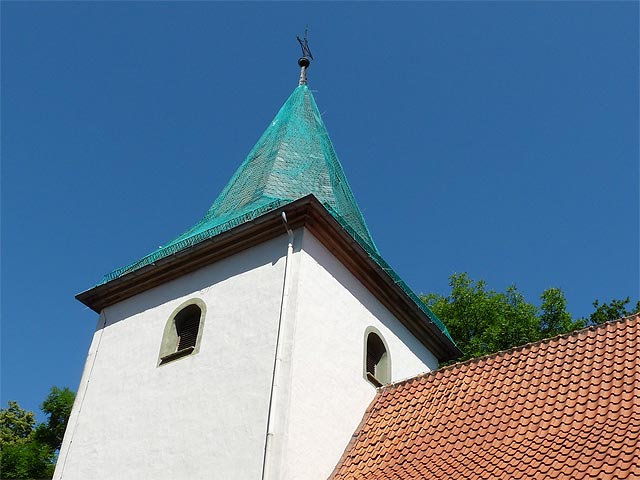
left=296, top=27, right=313, bottom=85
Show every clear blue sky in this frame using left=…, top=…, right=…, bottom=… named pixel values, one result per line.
left=2, top=2, right=638, bottom=418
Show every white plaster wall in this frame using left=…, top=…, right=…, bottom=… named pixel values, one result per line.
left=57, top=227, right=440, bottom=480
left=55, top=235, right=292, bottom=480
left=277, top=229, right=438, bottom=480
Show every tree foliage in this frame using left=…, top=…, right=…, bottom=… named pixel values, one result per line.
left=34, top=387, right=75, bottom=452
left=539, top=287, right=584, bottom=337
left=0, top=402, right=35, bottom=446
left=422, top=273, right=638, bottom=364
left=423, top=274, right=542, bottom=361
left=0, top=387, right=75, bottom=480
left=588, top=297, right=640, bottom=325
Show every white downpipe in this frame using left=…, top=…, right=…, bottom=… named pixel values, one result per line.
left=55, top=311, right=109, bottom=479
left=261, top=212, right=294, bottom=480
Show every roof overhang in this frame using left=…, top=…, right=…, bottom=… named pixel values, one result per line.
left=76, top=195, right=461, bottom=362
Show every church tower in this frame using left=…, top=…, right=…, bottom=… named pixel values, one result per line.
left=55, top=52, right=459, bottom=480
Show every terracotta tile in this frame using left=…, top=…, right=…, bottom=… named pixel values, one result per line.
left=331, top=315, right=640, bottom=480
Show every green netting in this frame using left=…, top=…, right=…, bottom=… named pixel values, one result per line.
left=198, top=84, right=378, bottom=252
left=98, top=85, right=452, bottom=342
left=101, top=85, right=378, bottom=283
left=322, top=204, right=453, bottom=342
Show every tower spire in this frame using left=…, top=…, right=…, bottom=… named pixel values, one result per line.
left=296, top=28, right=313, bottom=85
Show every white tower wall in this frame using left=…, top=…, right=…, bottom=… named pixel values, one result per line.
left=271, top=229, right=438, bottom=480
left=55, top=236, right=290, bottom=480
left=56, top=229, right=439, bottom=480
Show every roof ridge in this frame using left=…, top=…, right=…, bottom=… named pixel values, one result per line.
left=381, top=312, right=639, bottom=392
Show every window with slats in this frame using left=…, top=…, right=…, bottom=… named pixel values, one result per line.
left=365, top=331, right=390, bottom=386
left=176, top=307, right=200, bottom=351
left=158, top=301, right=205, bottom=366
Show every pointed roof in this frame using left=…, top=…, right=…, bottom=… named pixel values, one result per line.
left=100, top=84, right=377, bottom=284
left=79, top=81, right=457, bottom=355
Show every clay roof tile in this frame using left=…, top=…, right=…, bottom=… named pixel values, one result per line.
left=330, top=314, right=640, bottom=480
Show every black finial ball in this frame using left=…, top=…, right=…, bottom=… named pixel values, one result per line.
left=298, top=57, right=310, bottom=68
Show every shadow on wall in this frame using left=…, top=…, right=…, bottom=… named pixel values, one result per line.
left=93, top=233, right=293, bottom=330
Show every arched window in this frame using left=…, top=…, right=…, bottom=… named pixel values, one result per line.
left=364, top=329, right=390, bottom=386
left=158, top=299, right=206, bottom=366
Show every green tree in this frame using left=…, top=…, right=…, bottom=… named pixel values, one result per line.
left=422, top=273, right=599, bottom=363
left=588, top=297, right=640, bottom=325
left=539, top=288, right=584, bottom=337
left=0, top=387, right=75, bottom=480
left=1, top=440, right=55, bottom=480
left=0, top=401, right=54, bottom=479
left=424, top=273, right=639, bottom=364
left=0, top=402, right=36, bottom=445
left=422, top=273, right=540, bottom=362
left=34, top=387, right=75, bottom=452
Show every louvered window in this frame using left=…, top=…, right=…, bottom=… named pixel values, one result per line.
left=365, top=331, right=390, bottom=386
left=176, top=313, right=199, bottom=351
left=158, top=301, right=205, bottom=366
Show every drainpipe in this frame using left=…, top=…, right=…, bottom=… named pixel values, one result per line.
left=262, top=211, right=294, bottom=480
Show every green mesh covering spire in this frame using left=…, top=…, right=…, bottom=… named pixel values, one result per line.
left=96, top=83, right=455, bottom=346
left=101, top=84, right=378, bottom=283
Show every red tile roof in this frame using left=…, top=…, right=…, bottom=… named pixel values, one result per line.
left=331, top=314, right=640, bottom=480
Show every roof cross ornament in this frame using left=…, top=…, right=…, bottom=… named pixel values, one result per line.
left=296, top=28, right=314, bottom=85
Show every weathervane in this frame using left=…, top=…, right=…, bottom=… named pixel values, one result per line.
left=296, top=27, right=313, bottom=85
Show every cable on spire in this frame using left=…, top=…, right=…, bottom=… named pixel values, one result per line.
left=296, top=27, right=313, bottom=85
